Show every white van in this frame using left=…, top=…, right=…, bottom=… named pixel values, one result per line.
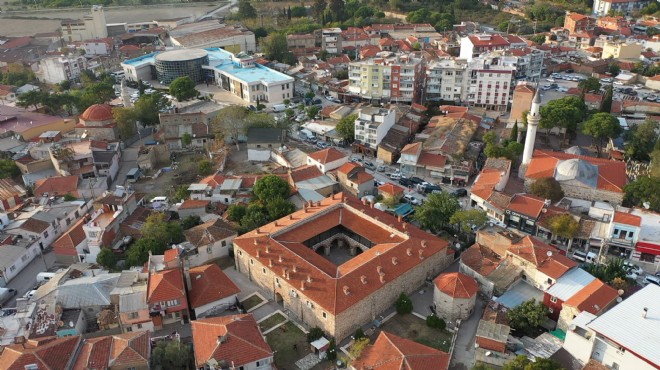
left=37, top=272, right=56, bottom=283
left=644, top=275, right=660, bottom=286
left=572, top=251, right=597, bottom=264
left=272, top=104, right=287, bottom=113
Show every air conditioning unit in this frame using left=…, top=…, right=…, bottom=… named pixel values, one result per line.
left=307, top=302, right=314, bottom=309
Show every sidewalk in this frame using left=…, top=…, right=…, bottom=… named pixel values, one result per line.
left=222, top=265, right=280, bottom=321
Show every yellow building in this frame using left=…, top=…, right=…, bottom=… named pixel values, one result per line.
left=601, top=41, right=643, bottom=60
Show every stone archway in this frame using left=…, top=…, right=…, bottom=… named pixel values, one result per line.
left=275, top=292, right=283, bottom=304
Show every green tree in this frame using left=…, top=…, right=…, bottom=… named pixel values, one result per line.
left=172, top=185, right=191, bottom=202
left=181, top=132, right=192, bottom=148
left=1, top=63, right=35, bottom=86
left=96, top=248, right=117, bottom=270
left=547, top=214, right=579, bottom=240
left=337, top=113, right=357, bottom=142
left=625, top=120, right=659, bottom=161
left=133, top=92, right=169, bottom=126
left=261, top=33, right=294, bottom=63
left=530, top=34, right=546, bottom=44
left=529, top=177, right=564, bottom=202
left=212, top=105, right=249, bottom=150
left=584, top=258, right=627, bottom=282
left=426, top=314, right=446, bottom=329
left=506, top=299, right=548, bottom=336
left=16, top=90, right=46, bottom=110
left=578, top=76, right=601, bottom=93
left=306, top=105, right=320, bottom=120
left=198, top=160, right=213, bottom=176
left=582, top=112, right=622, bottom=157
left=169, top=76, right=197, bottom=101
left=651, top=150, right=660, bottom=178
left=348, top=337, right=370, bottom=361
left=395, top=293, right=413, bottom=314
left=329, top=0, right=346, bottom=22
left=413, top=192, right=460, bottom=233
left=601, top=85, right=613, bottom=113
left=181, top=215, right=202, bottom=230
left=237, top=0, right=257, bottom=18
left=266, top=197, right=296, bottom=220
left=291, top=6, right=307, bottom=17
left=624, top=176, right=660, bottom=212
left=0, top=159, right=20, bottom=179
left=239, top=205, right=270, bottom=233
left=63, top=192, right=77, bottom=201
left=79, top=69, right=97, bottom=85
left=151, top=340, right=192, bottom=370
left=502, top=355, right=530, bottom=370
left=253, top=174, right=291, bottom=203
left=113, top=107, right=138, bottom=140
left=313, top=0, right=326, bottom=19
left=141, top=213, right=184, bottom=247
left=227, top=204, right=247, bottom=222
left=539, top=96, right=586, bottom=144
left=450, top=209, right=488, bottom=234
left=126, top=238, right=163, bottom=267
left=307, top=327, right=325, bottom=342
left=510, top=121, right=519, bottom=142
left=609, top=63, right=621, bottom=76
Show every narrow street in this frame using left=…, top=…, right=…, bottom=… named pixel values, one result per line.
left=4, top=250, right=57, bottom=307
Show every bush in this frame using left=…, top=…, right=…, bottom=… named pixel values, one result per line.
left=198, top=160, right=213, bottom=176
left=426, top=314, right=446, bottom=330
left=307, top=326, right=325, bottom=342
left=395, top=293, right=413, bottom=314
left=354, top=327, right=366, bottom=340
left=327, top=338, right=337, bottom=360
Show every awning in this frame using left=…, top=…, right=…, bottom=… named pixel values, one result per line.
left=636, top=241, right=660, bottom=255
left=394, top=203, right=414, bottom=217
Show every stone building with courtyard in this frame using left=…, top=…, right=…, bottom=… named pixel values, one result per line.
left=232, top=193, right=454, bottom=341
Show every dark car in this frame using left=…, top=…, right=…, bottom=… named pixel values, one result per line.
left=409, top=177, right=425, bottom=185
left=398, top=178, right=413, bottom=187
left=312, top=98, right=322, bottom=105
left=452, top=188, right=468, bottom=197
left=423, top=184, right=442, bottom=194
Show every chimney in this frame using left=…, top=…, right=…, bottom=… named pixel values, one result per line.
left=292, top=264, right=297, bottom=273
left=256, top=250, right=260, bottom=258
left=307, top=274, right=312, bottom=283
left=278, top=255, right=283, bottom=263
left=362, top=198, right=367, bottom=205
left=217, top=335, right=228, bottom=345
left=268, top=259, right=273, bottom=267
left=421, top=240, right=427, bottom=248
left=254, top=239, right=258, bottom=245
left=406, top=248, right=413, bottom=256
left=282, top=267, right=288, bottom=278
left=343, top=286, right=350, bottom=295
left=360, top=275, right=367, bottom=284
left=370, top=202, right=373, bottom=208
left=374, top=216, right=379, bottom=221
left=643, top=307, right=648, bottom=319
left=265, top=246, right=270, bottom=253
left=343, top=196, right=347, bottom=203
left=285, top=269, right=291, bottom=280
left=391, top=257, right=398, bottom=265
left=289, top=214, right=293, bottom=220
left=377, top=265, right=383, bottom=274
left=256, top=228, right=261, bottom=234
left=379, top=274, right=386, bottom=283
left=418, top=250, right=424, bottom=260
left=398, top=215, right=402, bottom=222
left=274, top=221, right=279, bottom=227
left=300, top=281, right=306, bottom=291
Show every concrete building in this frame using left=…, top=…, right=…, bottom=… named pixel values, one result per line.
left=592, top=0, right=650, bottom=16
left=39, top=55, right=87, bottom=84
left=354, top=107, right=396, bottom=151
left=60, top=6, right=107, bottom=42
left=335, top=162, right=374, bottom=197
left=322, top=28, right=343, bottom=54
left=464, top=55, right=517, bottom=111
left=306, top=148, right=348, bottom=174
left=287, top=33, right=317, bottom=50
left=159, top=112, right=213, bottom=150
left=601, top=41, right=643, bottom=60
left=433, top=272, right=479, bottom=322
left=232, top=193, right=454, bottom=341
left=564, top=13, right=596, bottom=34
left=563, top=284, right=660, bottom=370
left=510, top=83, right=535, bottom=125
left=0, top=178, right=26, bottom=212
left=347, top=53, right=424, bottom=103
left=425, top=58, right=467, bottom=102
left=459, top=34, right=527, bottom=62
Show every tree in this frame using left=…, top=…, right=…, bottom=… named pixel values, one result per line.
left=547, top=214, right=579, bottom=240
left=348, top=337, right=370, bottom=361
left=306, top=105, right=320, bottom=119
left=212, top=105, right=249, bottom=150
left=625, top=120, right=659, bottom=161
left=172, top=185, right=191, bottom=202
left=16, top=90, right=45, bottom=110
left=529, top=177, right=564, bottom=202
left=510, top=121, right=519, bottom=142
left=472, top=365, right=495, bottom=370
left=141, top=213, right=184, bottom=247
left=337, top=113, right=357, bottom=142
left=413, top=192, right=460, bottom=233
left=582, top=112, right=622, bottom=157
left=181, top=132, right=192, bottom=148
left=266, top=197, right=296, bottom=220
left=133, top=92, right=169, bottom=126
left=80, top=69, right=97, bottom=85
left=181, top=215, right=202, bottom=230
left=609, top=63, right=621, bottom=76
left=502, top=355, right=530, bottom=370
left=450, top=209, right=488, bottom=235
left=584, top=258, right=627, bottom=283
left=253, top=174, right=291, bottom=203
left=601, top=85, right=613, bottom=113
left=113, top=107, right=138, bottom=140
left=578, top=76, right=601, bottom=93
left=395, top=293, right=413, bottom=314
left=291, top=5, right=307, bottom=17
left=169, top=76, right=197, bottom=101
left=530, top=34, right=546, bottom=44
left=506, top=299, right=548, bottom=336
left=0, top=159, right=20, bottom=179
left=624, top=176, right=660, bottom=212
left=96, top=248, right=117, bottom=270
left=63, top=192, right=77, bottom=201
left=313, top=0, right=326, bottom=19
left=261, top=33, right=293, bottom=63
left=126, top=238, right=163, bottom=267
left=239, top=205, right=270, bottom=233
left=539, top=96, right=586, bottom=144
left=198, top=160, right=213, bottom=176
left=426, top=314, right=446, bottom=329
left=237, top=0, right=257, bottom=18
left=151, top=340, right=192, bottom=370
left=227, top=204, right=247, bottom=222
left=329, top=0, right=346, bottom=22
left=307, top=326, right=325, bottom=342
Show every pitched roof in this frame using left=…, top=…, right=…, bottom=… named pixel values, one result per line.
left=567, top=13, right=589, bottom=22
left=471, top=168, right=505, bottom=201
left=525, top=150, right=627, bottom=193
left=179, top=199, right=210, bottom=210
left=0, top=336, right=82, bottom=370
left=337, top=162, right=362, bottom=175
left=613, top=211, right=641, bottom=227
left=147, top=268, right=186, bottom=304
left=73, top=331, right=150, bottom=370
left=188, top=264, right=240, bottom=309
left=564, top=279, right=618, bottom=314
left=507, top=236, right=576, bottom=279
left=507, top=193, right=546, bottom=218
left=52, top=217, right=86, bottom=251
left=378, top=183, right=405, bottom=196
left=307, top=147, right=346, bottom=164
left=352, top=331, right=450, bottom=370
left=0, top=178, right=26, bottom=201
left=401, top=142, right=422, bottom=156
left=460, top=243, right=502, bottom=277
left=191, top=315, right=273, bottom=368
left=34, top=176, right=79, bottom=197
left=19, top=217, right=51, bottom=234
left=290, top=165, right=324, bottom=182
left=185, top=218, right=237, bottom=247
left=434, top=272, right=478, bottom=299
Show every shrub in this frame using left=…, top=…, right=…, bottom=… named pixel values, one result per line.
left=354, top=328, right=366, bottom=339
left=395, top=293, right=413, bottom=314
left=307, top=326, right=325, bottom=342
left=426, top=314, right=446, bottom=330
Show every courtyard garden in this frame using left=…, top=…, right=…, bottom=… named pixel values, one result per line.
left=379, top=313, right=453, bottom=352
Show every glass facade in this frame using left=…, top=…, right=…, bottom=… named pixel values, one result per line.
left=155, top=55, right=209, bottom=84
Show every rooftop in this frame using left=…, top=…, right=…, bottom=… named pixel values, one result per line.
left=352, top=331, right=450, bottom=370
left=434, top=272, right=479, bottom=299
left=188, top=264, right=240, bottom=310
left=545, top=268, right=595, bottom=301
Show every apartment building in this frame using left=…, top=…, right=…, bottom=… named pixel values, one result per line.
left=592, top=0, right=650, bottom=16
left=459, top=34, right=527, bottom=61
left=564, top=13, right=596, bottom=34
left=464, top=56, right=516, bottom=111
left=354, top=107, right=396, bottom=150
left=322, top=28, right=343, bottom=54
left=39, top=55, right=88, bottom=84
left=601, top=40, right=643, bottom=60
left=425, top=58, right=467, bottom=102
left=347, top=53, right=424, bottom=103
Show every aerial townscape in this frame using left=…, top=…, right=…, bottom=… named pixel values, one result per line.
left=0, top=0, right=660, bottom=368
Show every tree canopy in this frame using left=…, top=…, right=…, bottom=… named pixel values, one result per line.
left=253, top=175, right=291, bottom=202
left=0, top=159, right=20, bottom=179
left=507, top=299, right=548, bottom=336
left=625, top=120, right=659, bottom=161
left=413, top=192, right=460, bottom=233
left=260, top=33, right=295, bottom=64
left=539, top=96, right=586, bottom=143
left=502, top=355, right=563, bottom=370
left=336, top=113, right=357, bottom=142
left=169, top=76, right=197, bottom=101
left=547, top=214, right=579, bottom=240
left=578, top=77, right=601, bottom=93
left=133, top=92, right=169, bottom=126
left=582, top=112, right=622, bottom=157
left=212, top=105, right=249, bottom=150
left=624, top=176, right=660, bottom=212
left=450, top=209, right=488, bottom=234
left=151, top=340, right=192, bottom=370
left=96, top=248, right=117, bottom=271
left=529, top=177, right=564, bottom=202
left=237, top=0, right=257, bottom=18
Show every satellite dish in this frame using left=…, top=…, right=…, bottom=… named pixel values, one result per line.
left=547, top=251, right=553, bottom=257
left=643, top=202, right=650, bottom=209
left=69, top=321, right=74, bottom=328
left=485, top=351, right=492, bottom=356
left=616, top=297, right=623, bottom=303
left=618, top=289, right=624, bottom=296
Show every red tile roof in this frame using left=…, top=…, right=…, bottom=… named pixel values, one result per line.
left=80, top=104, right=113, bottom=122
left=337, top=162, right=361, bottom=175
left=52, top=217, right=86, bottom=252
left=73, top=331, right=150, bottom=370
left=507, top=236, right=576, bottom=279
left=191, top=315, right=273, bottom=368
left=461, top=243, right=502, bottom=277
left=184, top=218, right=236, bottom=247
left=507, top=193, right=546, bottom=218
left=188, top=264, right=240, bottom=309
left=34, top=175, right=79, bottom=198
left=400, top=142, right=422, bottom=156
left=233, top=193, right=452, bottom=315
left=0, top=336, right=82, bottom=370
left=525, top=150, right=627, bottom=192
left=290, top=165, right=324, bottom=183
left=163, top=248, right=179, bottom=263
left=564, top=279, right=618, bottom=314
left=567, top=13, right=589, bottom=22
left=353, top=331, right=450, bottom=370
left=613, top=211, right=641, bottom=227
left=308, top=147, right=346, bottom=165
left=147, top=268, right=187, bottom=305
left=378, top=183, right=405, bottom=197
left=179, top=199, right=210, bottom=210
left=434, top=272, right=478, bottom=299
left=0, top=178, right=25, bottom=201
left=19, top=217, right=50, bottom=234
left=417, top=152, right=447, bottom=169
left=471, top=168, right=505, bottom=201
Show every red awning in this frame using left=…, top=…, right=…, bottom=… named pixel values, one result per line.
left=636, top=241, right=660, bottom=255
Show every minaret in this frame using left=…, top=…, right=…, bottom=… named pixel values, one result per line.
left=519, top=86, right=541, bottom=178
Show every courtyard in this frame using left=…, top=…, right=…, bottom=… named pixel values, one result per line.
left=378, top=313, right=453, bottom=353
left=266, top=322, right=312, bottom=370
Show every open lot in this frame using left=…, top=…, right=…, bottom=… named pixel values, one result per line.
left=378, top=314, right=453, bottom=353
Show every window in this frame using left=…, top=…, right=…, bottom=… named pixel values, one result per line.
left=262, top=268, right=266, bottom=274
left=9, top=265, right=15, bottom=272
left=207, top=246, right=212, bottom=254
left=250, top=259, right=254, bottom=265
left=126, top=327, right=132, bottom=332
left=137, top=324, right=142, bottom=329
left=129, top=312, right=138, bottom=319
left=43, top=231, right=49, bottom=238
left=550, top=296, right=557, bottom=303
left=21, top=255, right=28, bottom=262
left=238, top=250, right=243, bottom=256
left=222, top=240, right=227, bottom=247
left=322, top=312, right=327, bottom=319
left=167, top=299, right=180, bottom=307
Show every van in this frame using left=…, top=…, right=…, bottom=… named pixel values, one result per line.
left=273, top=104, right=287, bottom=113
left=37, top=272, right=56, bottom=283
left=572, top=251, right=597, bottom=264
left=150, top=196, right=169, bottom=204
left=644, top=275, right=660, bottom=286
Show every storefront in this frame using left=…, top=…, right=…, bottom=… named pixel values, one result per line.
left=505, top=209, right=537, bottom=234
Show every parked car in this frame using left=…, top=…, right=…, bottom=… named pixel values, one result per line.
left=541, top=85, right=552, bottom=91
left=377, top=165, right=387, bottom=172
left=422, top=184, right=442, bottom=194
left=375, top=180, right=385, bottom=187
left=624, top=262, right=644, bottom=276
left=316, top=141, right=330, bottom=149
left=363, top=161, right=375, bottom=169
left=312, top=98, right=322, bottom=105
left=403, top=194, right=422, bottom=205
left=452, top=188, right=468, bottom=197
left=613, top=81, right=624, bottom=86
left=389, top=173, right=401, bottom=180
left=546, top=78, right=555, bottom=82
left=409, top=177, right=425, bottom=185
left=398, top=178, right=413, bottom=187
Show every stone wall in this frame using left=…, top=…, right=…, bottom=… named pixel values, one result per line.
left=558, top=304, right=580, bottom=332
left=459, top=262, right=495, bottom=298
left=523, top=178, right=623, bottom=205
left=433, top=290, right=476, bottom=322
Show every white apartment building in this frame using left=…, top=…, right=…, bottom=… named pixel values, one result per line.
left=425, top=58, right=467, bottom=102
left=354, top=107, right=396, bottom=150
left=465, top=56, right=516, bottom=111
left=322, top=28, right=343, bottom=54
left=39, top=55, right=87, bottom=84
left=347, top=53, right=424, bottom=103
left=563, top=284, right=660, bottom=370
left=60, top=5, right=108, bottom=42
left=592, top=0, right=650, bottom=16
left=459, top=34, right=527, bottom=62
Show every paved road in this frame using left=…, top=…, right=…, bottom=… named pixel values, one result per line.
left=196, top=0, right=237, bottom=21
left=4, top=250, right=57, bottom=308
left=113, top=143, right=141, bottom=188
left=449, top=294, right=486, bottom=370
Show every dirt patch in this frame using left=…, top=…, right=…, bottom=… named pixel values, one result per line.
left=379, top=314, right=453, bottom=353
left=266, top=322, right=310, bottom=370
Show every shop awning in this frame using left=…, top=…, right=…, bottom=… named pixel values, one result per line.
left=636, top=241, right=660, bottom=255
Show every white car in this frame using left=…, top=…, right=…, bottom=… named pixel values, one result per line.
left=601, top=78, right=613, bottom=83
left=613, top=81, right=624, bottom=86
left=403, top=194, right=421, bottom=205
left=546, top=78, right=555, bottom=82
left=633, top=84, right=644, bottom=90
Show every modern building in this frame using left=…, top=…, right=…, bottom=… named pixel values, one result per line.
left=601, top=41, right=643, bottom=60
left=60, top=5, right=107, bottom=42
left=121, top=48, right=294, bottom=104
left=354, top=107, right=396, bottom=152
left=347, top=53, right=425, bottom=103
left=592, top=0, right=650, bottom=16
left=433, top=272, right=479, bottom=322
left=155, top=49, right=210, bottom=84
left=563, top=284, right=660, bottom=370
left=232, top=193, right=454, bottom=341
left=459, top=34, right=527, bottom=61
left=39, top=55, right=88, bottom=84
left=321, top=28, right=343, bottom=54
left=425, top=58, right=467, bottom=102
left=464, top=55, right=517, bottom=111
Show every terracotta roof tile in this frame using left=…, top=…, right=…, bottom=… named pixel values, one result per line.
left=33, top=176, right=79, bottom=198
left=564, top=279, right=618, bottom=314
left=486, top=192, right=512, bottom=211
left=52, top=217, right=86, bottom=252
left=353, top=331, right=450, bottom=370
left=188, top=264, right=240, bottom=309
left=417, top=152, right=446, bottom=169
left=147, top=268, right=187, bottom=306
left=290, top=165, right=324, bottom=183
left=19, top=217, right=50, bottom=234
left=191, top=315, right=273, bottom=368
left=507, top=193, right=546, bottom=218
left=460, top=243, right=502, bottom=277
left=184, top=218, right=236, bottom=247
left=179, top=199, right=210, bottom=210
left=378, top=183, right=405, bottom=196
left=308, top=148, right=346, bottom=165
left=0, top=336, right=81, bottom=370
left=337, top=162, right=362, bottom=175
left=434, top=272, right=478, bottom=299
left=80, top=104, right=113, bottom=122
left=73, top=331, right=149, bottom=370
left=507, top=236, right=576, bottom=279
left=613, top=211, right=641, bottom=227
left=400, top=142, right=422, bottom=156
left=471, top=168, right=505, bottom=201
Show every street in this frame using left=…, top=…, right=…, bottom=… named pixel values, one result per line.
left=4, top=250, right=56, bottom=307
